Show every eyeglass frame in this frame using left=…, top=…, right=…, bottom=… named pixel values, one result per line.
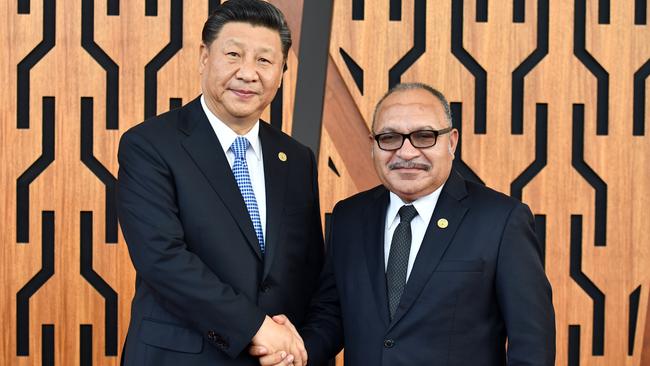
left=372, top=127, right=454, bottom=151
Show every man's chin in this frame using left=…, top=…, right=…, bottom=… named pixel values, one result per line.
left=392, top=189, right=422, bottom=203
left=223, top=106, right=262, bottom=119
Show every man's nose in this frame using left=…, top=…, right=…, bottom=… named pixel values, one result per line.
left=396, top=138, right=420, bottom=160
left=235, top=59, right=258, bottom=81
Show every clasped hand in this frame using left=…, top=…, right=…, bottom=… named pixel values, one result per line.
left=250, top=314, right=306, bottom=365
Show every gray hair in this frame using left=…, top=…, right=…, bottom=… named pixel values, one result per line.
left=371, top=82, right=453, bottom=131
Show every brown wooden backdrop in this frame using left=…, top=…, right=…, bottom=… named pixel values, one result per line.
left=1, top=0, right=649, bottom=365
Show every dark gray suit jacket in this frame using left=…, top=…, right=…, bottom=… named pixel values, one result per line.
left=117, top=97, right=324, bottom=365
left=302, top=171, right=555, bottom=366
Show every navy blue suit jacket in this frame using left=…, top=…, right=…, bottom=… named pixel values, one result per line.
left=117, top=97, right=324, bottom=365
left=302, top=171, right=555, bottom=366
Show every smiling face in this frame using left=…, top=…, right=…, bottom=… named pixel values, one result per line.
left=199, top=22, right=284, bottom=133
left=371, top=88, right=459, bottom=202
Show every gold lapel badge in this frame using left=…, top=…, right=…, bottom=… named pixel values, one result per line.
left=278, top=152, right=287, bottom=162
left=437, top=218, right=449, bottom=229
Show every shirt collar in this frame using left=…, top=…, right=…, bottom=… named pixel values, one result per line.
left=200, top=95, right=262, bottom=161
left=386, top=184, right=445, bottom=228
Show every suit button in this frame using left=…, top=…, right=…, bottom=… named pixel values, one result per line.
left=207, top=330, right=216, bottom=341
left=384, top=339, right=395, bottom=348
left=216, top=339, right=229, bottom=350
left=207, top=331, right=229, bottom=349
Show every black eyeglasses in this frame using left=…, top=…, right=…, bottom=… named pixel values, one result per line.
left=373, top=127, right=453, bottom=151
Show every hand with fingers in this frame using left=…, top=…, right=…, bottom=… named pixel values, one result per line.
left=250, top=315, right=307, bottom=366
left=251, top=315, right=307, bottom=366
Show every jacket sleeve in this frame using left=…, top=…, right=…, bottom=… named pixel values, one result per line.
left=496, top=203, right=556, bottom=366
left=300, top=204, right=345, bottom=366
left=117, top=129, right=265, bottom=358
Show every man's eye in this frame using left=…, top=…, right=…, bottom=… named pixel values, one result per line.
left=226, top=52, right=239, bottom=57
left=379, top=134, right=400, bottom=143
left=414, top=131, right=435, bottom=139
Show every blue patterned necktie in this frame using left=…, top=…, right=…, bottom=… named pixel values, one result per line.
left=230, top=136, right=265, bottom=254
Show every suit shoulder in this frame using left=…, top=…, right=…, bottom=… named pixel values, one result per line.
left=464, top=179, right=528, bottom=214
left=123, top=107, right=182, bottom=140
left=333, top=185, right=385, bottom=214
left=117, top=104, right=196, bottom=164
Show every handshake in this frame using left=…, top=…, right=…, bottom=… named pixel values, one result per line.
left=250, top=314, right=307, bottom=366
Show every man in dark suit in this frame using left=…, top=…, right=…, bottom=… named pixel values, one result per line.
left=254, top=82, right=555, bottom=365
left=117, top=1, right=323, bottom=365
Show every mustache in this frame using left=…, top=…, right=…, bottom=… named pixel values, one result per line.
left=388, top=161, right=431, bottom=171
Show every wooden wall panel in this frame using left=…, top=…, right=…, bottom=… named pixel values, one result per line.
left=329, top=0, right=415, bottom=128
left=325, top=0, right=650, bottom=365
left=0, top=1, right=301, bottom=365
left=1, top=0, right=649, bottom=365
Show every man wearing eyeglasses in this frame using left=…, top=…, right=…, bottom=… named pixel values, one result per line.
left=251, top=82, right=555, bottom=366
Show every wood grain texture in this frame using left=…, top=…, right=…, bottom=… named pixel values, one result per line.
left=327, top=0, right=650, bottom=365
left=1, top=0, right=649, bottom=365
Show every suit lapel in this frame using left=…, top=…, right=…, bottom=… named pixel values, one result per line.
left=363, top=187, right=391, bottom=328
left=388, top=171, right=469, bottom=330
left=179, top=98, right=262, bottom=260
left=259, top=123, right=288, bottom=280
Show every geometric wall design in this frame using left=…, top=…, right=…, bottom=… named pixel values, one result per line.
left=1, top=0, right=649, bottom=365
left=322, top=1, right=650, bottom=365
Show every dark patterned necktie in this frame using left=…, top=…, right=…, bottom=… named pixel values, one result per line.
left=386, top=205, right=418, bottom=319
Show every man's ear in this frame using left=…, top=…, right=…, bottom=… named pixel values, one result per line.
left=448, top=129, right=459, bottom=158
left=199, top=43, right=209, bottom=73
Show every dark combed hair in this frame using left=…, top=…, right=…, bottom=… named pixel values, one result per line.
left=202, top=0, right=292, bottom=60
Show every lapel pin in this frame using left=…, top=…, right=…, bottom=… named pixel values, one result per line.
left=437, top=218, right=448, bottom=229
left=278, top=152, right=287, bottom=162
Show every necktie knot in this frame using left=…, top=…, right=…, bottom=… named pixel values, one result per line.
left=231, top=136, right=250, bottom=159
left=398, top=205, right=418, bottom=224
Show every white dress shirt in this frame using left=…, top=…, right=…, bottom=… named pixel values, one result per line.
left=200, top=96, right=267, bottom=240
left=384, top=185, right=444, bottom=280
